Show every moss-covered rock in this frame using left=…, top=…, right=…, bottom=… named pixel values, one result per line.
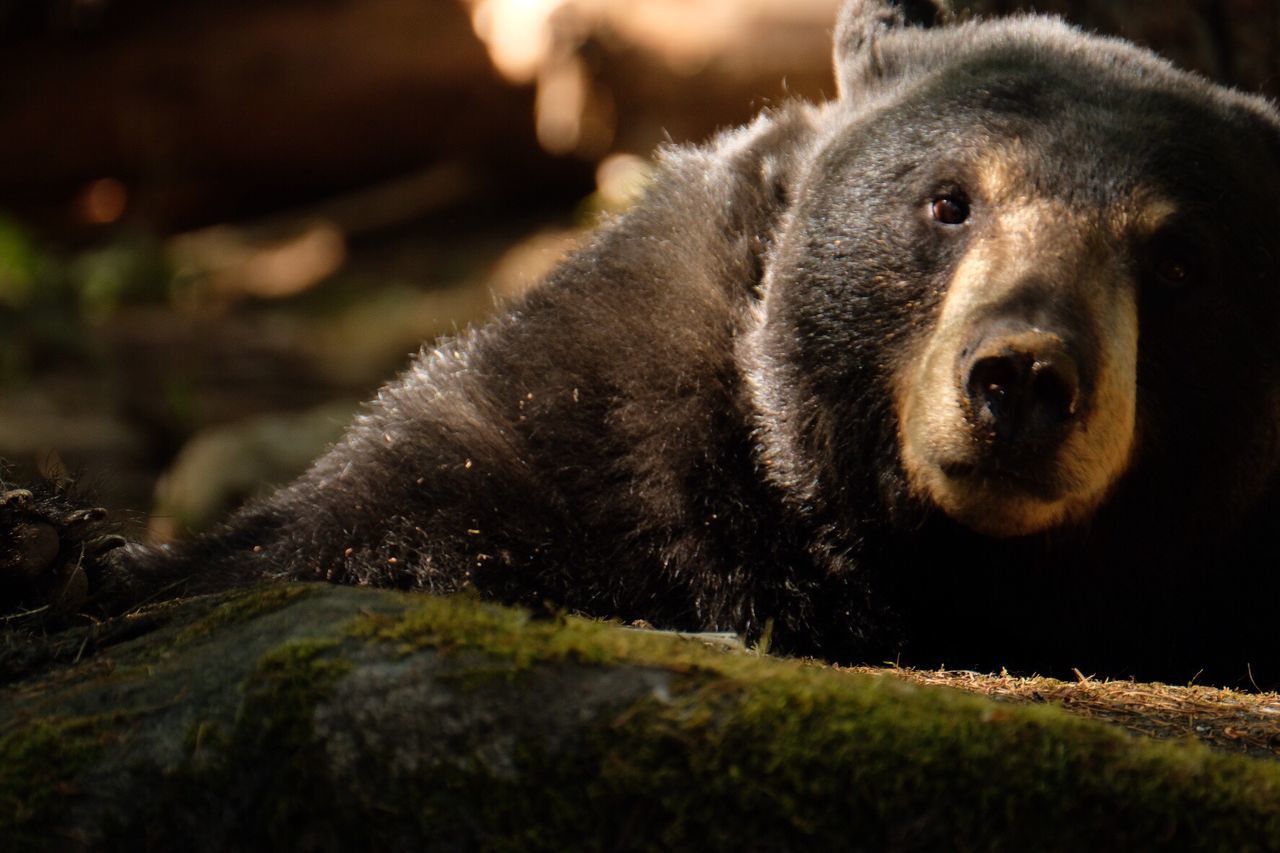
left=1, top=584, right=1279, bottom=850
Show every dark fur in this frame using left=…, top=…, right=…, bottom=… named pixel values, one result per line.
left=13, top=1, right=1280, bottom=686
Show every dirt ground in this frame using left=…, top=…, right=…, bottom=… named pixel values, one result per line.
left=852, top=665, right=1280, bottom=761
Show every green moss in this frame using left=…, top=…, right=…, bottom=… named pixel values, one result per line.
left=346, top=593, right=1280, bottom=849
left=169, top=584, right=312, bottom=649
left=0, top=715, right=115, bottom=849
left=234, top=638, right=352, bottom=771
left=565, top=668, right=1280, bottom=849
left=119, top=636, right=355, bottom=847
left=182, top=719, right=228, bottom=764
left=348, top=594, right=721, bottom=672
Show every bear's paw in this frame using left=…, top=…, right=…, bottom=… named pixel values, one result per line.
left=0, top=481, right=125, bottom=618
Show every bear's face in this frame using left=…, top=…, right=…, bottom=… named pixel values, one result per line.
left=750, top=14, right=1280, bottom=540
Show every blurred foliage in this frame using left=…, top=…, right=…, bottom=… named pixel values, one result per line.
left=0, top=214, right=171, bottom=384
left=0, top=216, right=43, bottom=311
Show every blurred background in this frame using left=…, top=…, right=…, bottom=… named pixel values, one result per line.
left=1, top=0, right=1275, bottom=540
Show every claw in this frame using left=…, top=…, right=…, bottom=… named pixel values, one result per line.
left=0, top=489, right=32, bottom=509
left=65, top=507, right=109, bottom=526
left=90, top=535, right=128, bottom=554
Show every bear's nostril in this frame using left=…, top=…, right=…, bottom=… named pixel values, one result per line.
left=965, top=341, right=1081, bottom=444
left=1030, top=358, right=1080, bottom=422
left=968, top=355, right=1023, bottom=414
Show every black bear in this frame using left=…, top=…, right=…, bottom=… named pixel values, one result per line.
left=6, top=0, right=1280, bottom=686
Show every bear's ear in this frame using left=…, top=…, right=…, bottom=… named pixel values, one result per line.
left=834, top=0, right=951, bottom=99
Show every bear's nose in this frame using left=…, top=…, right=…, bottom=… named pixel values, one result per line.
left=963, top=329, right=1081, bottom=448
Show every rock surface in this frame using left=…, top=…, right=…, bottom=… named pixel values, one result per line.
left=4, top=584, right=1280, bottom=850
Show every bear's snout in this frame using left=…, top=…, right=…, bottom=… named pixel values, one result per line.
left=961, top=326, right=1082, bottom=456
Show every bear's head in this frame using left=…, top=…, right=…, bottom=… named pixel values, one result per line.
left=747, top=1, right=1280, bottom=540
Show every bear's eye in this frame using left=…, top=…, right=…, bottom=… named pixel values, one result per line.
left=1154, top=255, right=1190, bottom=287
left=1147, top=233, right=1200, bottom=290
left=931, top=194, right=970, bottom=226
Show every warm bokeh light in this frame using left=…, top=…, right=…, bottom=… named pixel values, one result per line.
left=169, top=220, right=347, bottom=302
left=77, top=177, right=128, bottom=225
left=535, top=57, right=588, bottom=154
left=594, top=152, right=652, bottom=209
left=467, top=0, right=840, bottom=155
left=470, top=0, right=567, bottom=84
left=467, top=0, right=839, bottom=80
